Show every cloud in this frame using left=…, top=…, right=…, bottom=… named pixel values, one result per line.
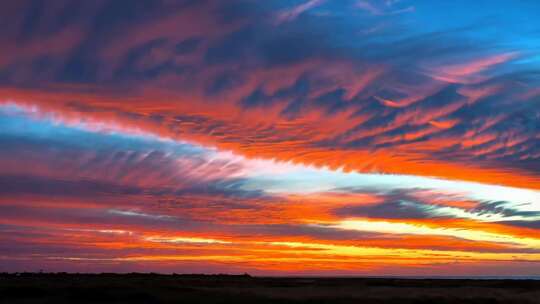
left=424, top=52, right=520, bottom=84
left=276, top=0, right=325, bottom=24
left=1, top=0, right=540, bottom=275
left=355, top=0, right=414, bottom=16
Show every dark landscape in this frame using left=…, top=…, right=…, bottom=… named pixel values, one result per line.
left=1, top=273, right=539, bottom=304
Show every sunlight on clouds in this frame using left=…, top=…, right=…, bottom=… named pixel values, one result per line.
left=323, top=219, right=540, bottom=249
left=145, top=236, right=232, bottom=244
left=2, top=102, right=540, bottom=274
left=261, top=240, right=540, bottom=262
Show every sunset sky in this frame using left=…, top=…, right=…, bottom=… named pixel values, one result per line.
left=1, top=0, right=540, bottom=276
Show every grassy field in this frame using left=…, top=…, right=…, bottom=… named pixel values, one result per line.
left=1, top=273, right=539, bottom=303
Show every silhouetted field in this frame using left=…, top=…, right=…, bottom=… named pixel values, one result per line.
left=1, top=273, right=539, bottom=303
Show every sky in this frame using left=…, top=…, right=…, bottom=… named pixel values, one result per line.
left=0, top=0, right=540, bottom=276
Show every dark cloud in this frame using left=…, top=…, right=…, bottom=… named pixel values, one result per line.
left=335, top=200, right=431, bottom=219
left=499, top=220, right=540, bottom=230
left=471, top=201, right=540, bottom=219
left=0, top=175, right=143, bottom=198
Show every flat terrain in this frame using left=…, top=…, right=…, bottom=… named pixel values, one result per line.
left=1, top=273, right=539, bottom=303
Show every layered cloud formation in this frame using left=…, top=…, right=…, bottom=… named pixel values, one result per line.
left=1, top=0, right=539, bottom=275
